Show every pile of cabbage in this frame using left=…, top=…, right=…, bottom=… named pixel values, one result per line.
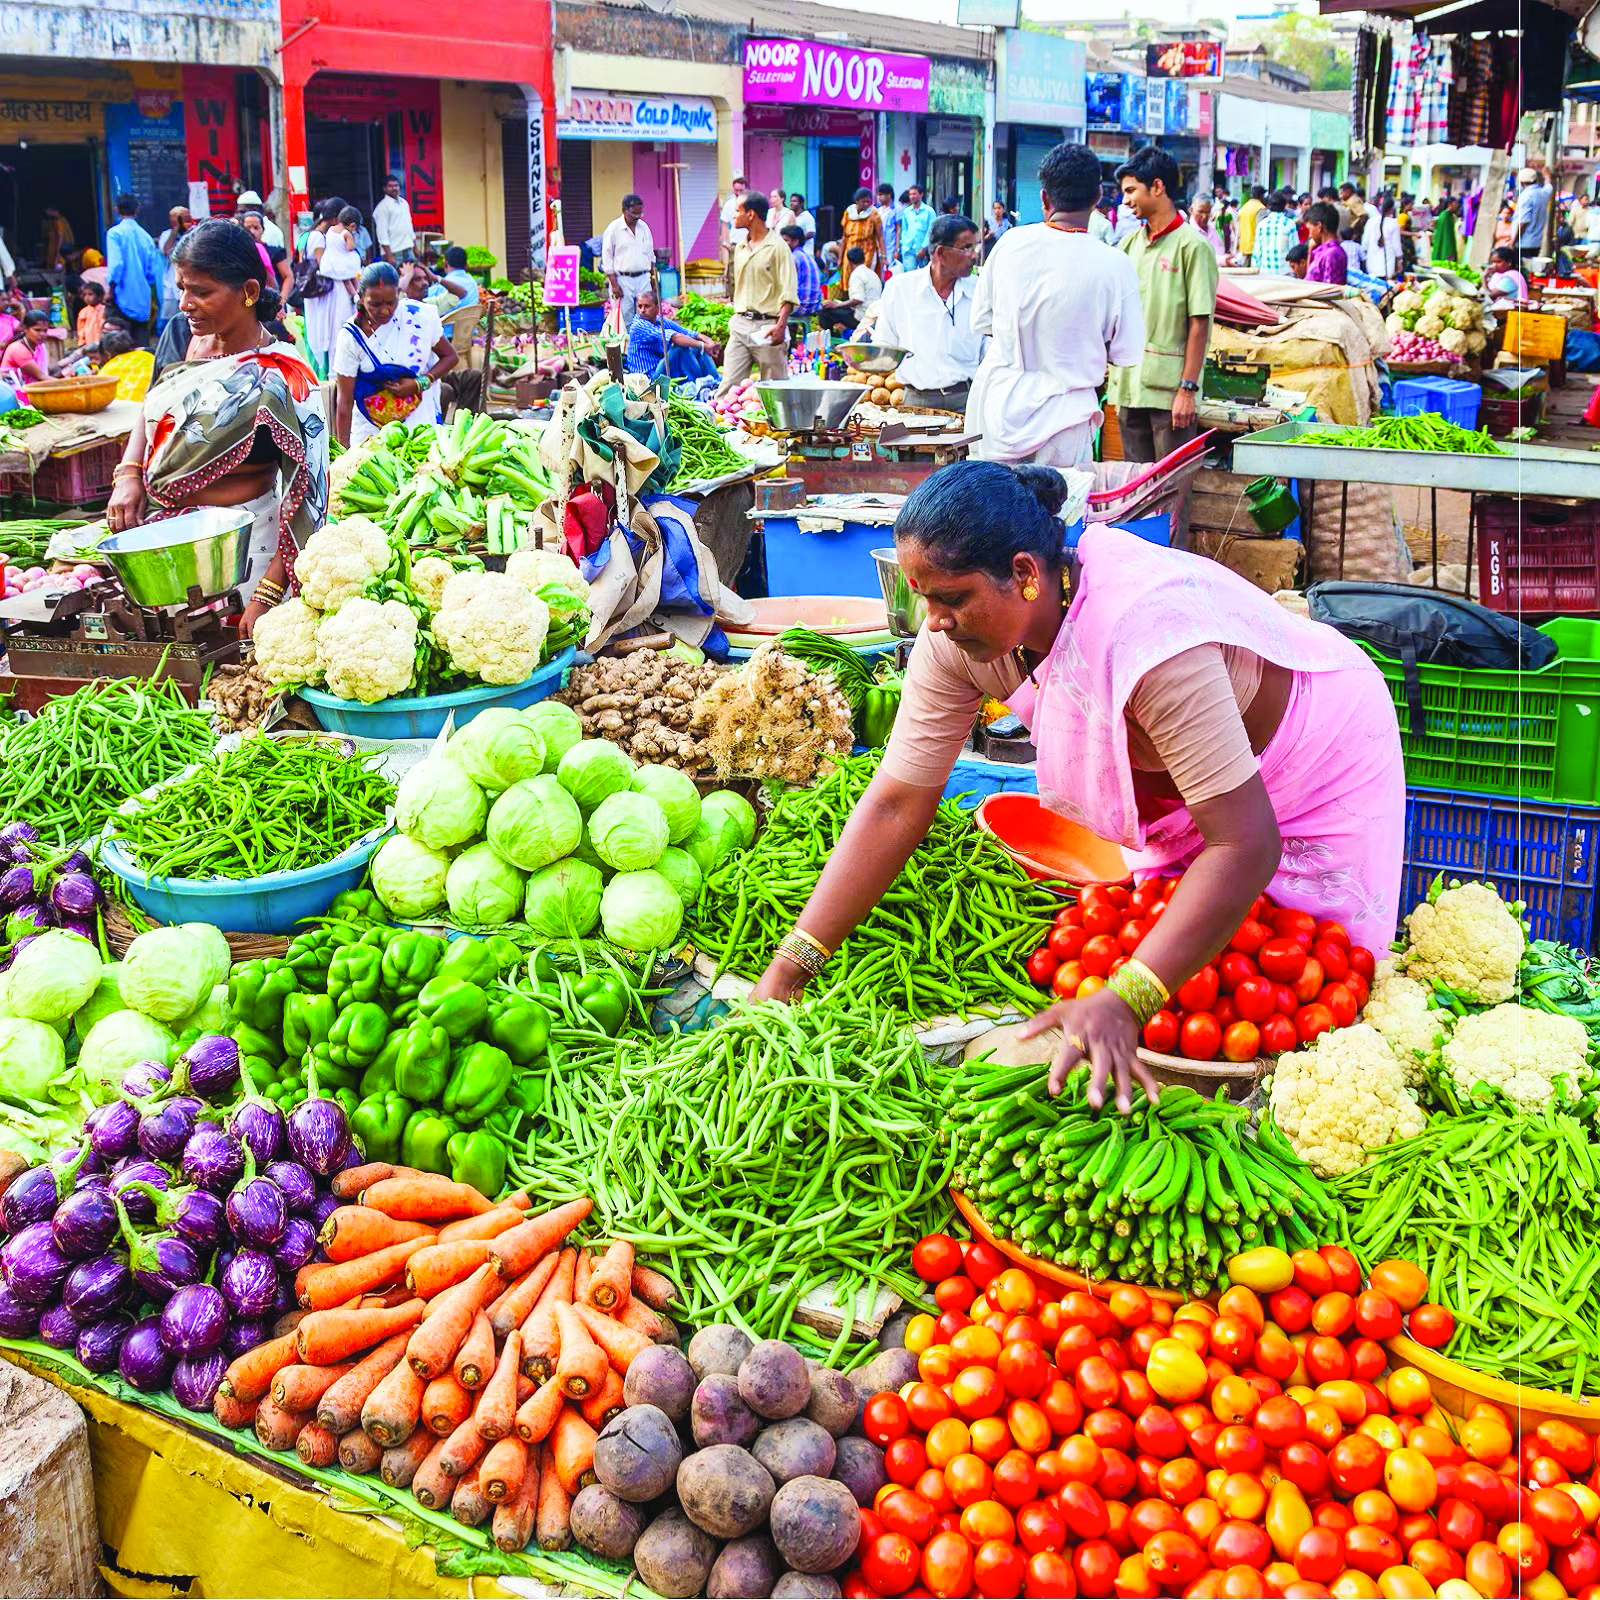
left=1385, top=281, right=1488, bottom=359
left=367, top=703, right=756, bottom=952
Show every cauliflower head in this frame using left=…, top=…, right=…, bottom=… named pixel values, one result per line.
left=1415, top=314, right=1446, bottom=339
left=434, top=571, right=551, bottom=686
left=1393, top=291, right=1423, bottom=314
left=1439, top=328, right=1468, bottom=355
left=412, top=556, right=456, bottom=614
left=1268, top=1024, right=1427, bottom=1178
left=327, top=439, right=378, bottom=514
left=1361, top=958, right=1453, bottom=1086
left=505, top=546, right=590, bottom=600
left=295, top=516, right=396, bottom=613
left=1403, top=880, right=1524, bottom=1005
left=250, top=597, right=324, bottom=688
left=1466, top=330, right=1487, bottom=353
left=315, top=597, right=418, bottom=703
left=1385, top=313, right=1408, bottom=337
left=1440, top=1006, right=1590, bottom=1111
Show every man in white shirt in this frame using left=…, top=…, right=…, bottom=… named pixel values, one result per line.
left=235, top=191, right=284, bottom=249
left=871, top=213, right=984, bottom=410
left=817, top=246, right=884, bottom=337
left=966, top=141, right=1145, bottom=468
left=601, top=194, right=656, bottom=330
left=790, top=195, right=816, bottom=247
left=720, top=177, right=749, bottom=264
left=372, top=175, right=417, bottom=264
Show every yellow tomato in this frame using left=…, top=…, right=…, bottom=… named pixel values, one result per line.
left=1385, top=1367, right=1433, bottom=1417
left=1376, top=1567, right=1436, bottom=1599
left=1358, top=1415, right=1406, bottom=1454
left=968, top=1416, right=1011, bottom=1464
left=950, top=1325, right=1002, bottom=1365
left=1227, top=1246, right=1295, bottom=1293
left=1219, top=1472, right=1267, bottom=1521
left=1556, top=1481, right=1600, bottom=1526
left=1524, top=1571, right=1567, bottom=1600
left=903, top=1313, right=938, bottom=1356
left=1384, top=1448, right=1438, bottom=1513
left=1265, top=1481, right=1312, bottom=1561
left=1146, top=1338, right=1209, bottom=1403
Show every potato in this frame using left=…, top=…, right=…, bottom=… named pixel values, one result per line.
left=707, top=1534, right=782, bottom=1599
left=634, top=1508, right=719, bottom=1600
left=770, top=1474, right=862, bottom=1573
left=738, top=1340, right=810, bottom=1420
left=624, top=1344, right=697, bottom=1421
left=805, top=1368, right=860, bottom=1437
left=593, top=1404, right=683, bottom=1503
left=677, top=1443, right=776, bottom=1539
left=773, top=1575, right=843, bottom=1599
left=831, top=1435, right=887, bottom=1507
left=692, top=1372, right=761, bottom=1448
left=570, top=1484, right=648, bottom=1561
left=688, top=1323, right=753, bottom=1381
left=871, top=385, right=892, bottom=405
left=753, top=1417, right=837, bottom=1485
left=851, top=1347, right=917, bottom=1399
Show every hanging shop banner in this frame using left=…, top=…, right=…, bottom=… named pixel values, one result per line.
left=1086, top=74, right=1127, bottom=133
left=1146, top=41, right=1224, bottom=79
left=306, top=75, right=443, bottom=231
left=743, top=39, right=930, bottom=114
left=994, top=30, right=1087, bottom=131
left=183, top=65, right=241, bottom=218
left=558, top=94, right=716, bottom=143
left=0, top=93, right=101, bottom=142
left=544, top=245, right=581, bottom=307
left=744, top=106, right=871, bottom=137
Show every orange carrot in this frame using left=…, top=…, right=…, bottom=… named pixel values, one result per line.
left=359, top=1284, right=416, bottom=1311
left=486, top=1199, right=593, bottom=1280
left=404, top=1238, right=494, bottom=1299
left=360, top=1355, right=426, bottom=1447
left=630, top=1262, right=679, bottom=1312
left=578, top=1366, right=627, bottom=1430
left=318, top=1205, right=435, bottom=1261
left=494, top=1443, right=542, bottom=1553
left=574, top=1249, right=594, bottom=1304
left=380, top=1431, right=435, bottom=1488
left=406, top=1263, right=495, bottom=1379
left=272, top=1359, right=355, bottom=1413
left=584, top=1240, right=634, bottom=1312
left=616, top=1297, right=675, bottom=1344
left=299, top=1236, right=436, bottom=1309
left=293, top=1264, right=319, bottom=1302
left=514, top=1378, right=564, bottom=1444
left=295, top=1421, right=339, bottom=1468
left=554, top=1302, right=608, bottom=1399
left=219, top=1330, right=300, bottom=1404
left=316, top=1332, right=411, bottom=1434
left=549, top=1405, right=597, bottom=1495
left=361, top=1174, right=494, bottom=1220
left=339, top=1429, right=383, bottom=1476
left=572, top=1302, right=651, bottom=1375
left=520, top=1247, right=577, bottom=1381
left=411, top=1434, right=458, bottom=1510
left=536, top=1439, right=574, bottom=1551
left=438, top=1412, right=490, bottom=1479
left=212, top=1390, right=258, bottom=1431
left=332, top=1160, right=408, bottom=1199
left=422, top=1370, right=475, bottom=1436
left=480, top=1435, right=528, bottom=1503
left=516, top=1373, right=535, bottom=1405
left=476, top=1329, right=522, bottom=1441
left=487, top=1254, right=558, bottom=1343
left=453, top=1311, right=497, bottom=1392
left=451, top=1464, right=493, bottom=1528
left=437, top=1204, right=532, bottom=1246
left=255, top=1396, right=311, bottom=1453
left=296, top=1297, right=424, bottom=1364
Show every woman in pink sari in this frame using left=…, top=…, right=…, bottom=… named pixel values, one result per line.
left=753, top=462, right=1405, bottom=1111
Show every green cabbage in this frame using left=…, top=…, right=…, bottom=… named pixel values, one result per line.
left=0, top=1016, right=66, bottom=1105
left=446, top=842, right=526, bottom=926
left=681, top=819, right=721, bottom=878
left=700, top=789, right=756, bottom=852
left=116, top=927, right=210, bottom=1022
left=632, top=764, right=702, bottom=844
left=655, top=846, right=703, bottom=907
left=371, top=834, right=451, bottom=919
left=75, top=963, right=125, bottom=1041
left=180, top=922, right=233, bottom=994
left=569, top=823, right=611, bottom=878
left=588, top=791, right=669, bottom=872
left=78, top=1009, right=176, bottom=1091
left=4, top=930, right=102, bottom=1022
left=487, top=775, right=583, bottom=871
left=524, top=700, right=584, bottom=770
left=448, top=709, right=546, bottom=794
left=600, top=869, right=683, bottom=950
left=556, top=738, right=635, bottom=812
left=397, top=759, right=489, bottom=850
left=178, top=983, right=230, bottom=1036
left=524, top=858, right=604, bottom=939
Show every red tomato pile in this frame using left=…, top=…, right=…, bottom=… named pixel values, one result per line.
left=843, top=1236, right=1600, bottom=1600
left=1023, top=880, right=1378, bottom=1064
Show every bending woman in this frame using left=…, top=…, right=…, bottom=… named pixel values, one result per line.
left=104, top=218, right=328, bottom=636
left=753, top=463, right=1405, bottom=1110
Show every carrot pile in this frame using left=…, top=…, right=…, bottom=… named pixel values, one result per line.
left=211, top=1161, right=675, bottom=1556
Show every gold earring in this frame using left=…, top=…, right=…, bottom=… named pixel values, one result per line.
left=1022, top=581, right=1040, bottom=602
left=245, top=296, right=256, bottom=306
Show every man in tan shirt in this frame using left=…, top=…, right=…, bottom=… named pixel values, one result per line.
left=717, top=192, right=797, bottom=395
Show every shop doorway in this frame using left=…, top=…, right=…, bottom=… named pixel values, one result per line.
left=817, top=142, right=859, bottom=239
left=0, top=143, right=100, bottom=272
left=307, top=118, right=386, bottom=219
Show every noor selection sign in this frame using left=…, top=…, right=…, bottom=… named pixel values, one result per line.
left=558, top=93, right=717, bottom=142
left=743, top=39, right=930, bottom=113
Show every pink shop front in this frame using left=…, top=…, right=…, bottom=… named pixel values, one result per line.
left=742, top=105, right=878, bottom=247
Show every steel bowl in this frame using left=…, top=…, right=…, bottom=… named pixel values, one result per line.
left=833, top=343, right=910, bottom=377
left=97, top=507, right=253, bottom=608
left=755, top=380, right=864, bottom=433
left=872, top=547, right=927, bottom=639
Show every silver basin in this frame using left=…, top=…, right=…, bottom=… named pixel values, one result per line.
left=98, top=507, right=253, bottom=607
left=755, top=381, right=864, bottom=433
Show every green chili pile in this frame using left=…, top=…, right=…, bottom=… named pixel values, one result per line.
left=1295, top=415, right=1506, bottom=455
left=508, top=1000, right=954, bottom=1359
left=0, top=675, right=216, bottom=847
left=664, top=392, right=750, bottom=489
left=1333, top=1107, right=1600, bottom=1397
left=109, top=735, right=393, bottom=881
left=692, top=752, right=1061, bottom=1019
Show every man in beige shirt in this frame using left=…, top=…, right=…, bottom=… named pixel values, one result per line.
left=717, top=192, right=797, bottom=395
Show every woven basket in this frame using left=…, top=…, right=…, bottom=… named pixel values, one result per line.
left=103, top=898, right=290, bottom=961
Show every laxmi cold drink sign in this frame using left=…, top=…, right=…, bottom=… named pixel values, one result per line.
left=743, top=39, right=930, bottom=113
left=557, top=94, right=718, bottom=143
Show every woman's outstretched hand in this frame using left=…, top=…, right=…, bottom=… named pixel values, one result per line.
left=1017, top=985, right=1161, bottom=1114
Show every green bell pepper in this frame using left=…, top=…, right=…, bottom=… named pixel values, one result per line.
left=327, top=1001, right=390, bottom=1073
left=447, top=1128, right=506, bottom=1197
left=858, top=680, right=903, bottom=748
left=231, top=1023, right=284, bottom=1068
left=284, top=921, right=365, bottom=988
left=381, top=932, right=445, bottom=1000
left=227, top=959, right=299, bottom=1034
left=485, top=994, right=551, bottom=1068
left=505, top=1073, right=547, bottom=1116
left=529, top=949, right=562, bottom=985
left=328, top=942, right=385, bottom=1007
left=308, top=1042, right=360, bottom=1093
left=332, top=1085, right=361, bottom=1119
left=282, top=991, right=337, bottom=1061
left=359, top=1033, right=403, bottom=1098
left=394, top=1018, right=453, bottom=1103
left=329, top=889, right=388, bottom=927
left=437, top=938, right=501, bottom=989
left=402, top=1109, right=459, bottom=1175
left=358, top=925, right=400, bottom=953
left=417, top=975, right=489, bottom=1041
left=574, top=972, right=629, bottom=1036
left=351, top=1091, right=414, bottom=1165
left=482, top=934, right=525, bottom=974
left=442, top=1041, right=513, bottom=1124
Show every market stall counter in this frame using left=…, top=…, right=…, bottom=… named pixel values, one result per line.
left=0, top=400, right=140, bottom=507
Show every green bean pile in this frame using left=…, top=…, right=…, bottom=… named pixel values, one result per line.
left=0, top=676, right=216, bottom=848
left=663, top=393, right=749, bottom=489
left=1296, top=414, right=1506, bottom=455
left=951, top=1063, right=1342, bottom=1298
left=0, top=517, right=84, bottom=565
left=1334, top=1109, right=1600, bottom=1398
left=108, top=735, right=393, bottom=881
left=509, top=1001, right=955, bottom=1359
left=691, top=753, right=1061, bottom=1019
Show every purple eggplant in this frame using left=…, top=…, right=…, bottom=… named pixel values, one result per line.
left=109, top=1161, right=171, bottom=1224
left=62, top=1254, right=132, bottom=1321
left=172, top=1349, right=228, bottom=1412
left=127, top=1231, right=204, bottom=1304
left=273, top=1216, right=317, bottom=1275
left=85, top=1099, right=143, bottom=1162
left=7, top=932, right=39, bottom=961
left=76, top=1314, right=131, bottom=1374
left=48, top=871, right=100, bottom=919
left=50, top=1186, right=120, bottom=1259
left=0, top=862, right=37, bottom=908
left=285, top=1082, right=352, bottom=1178
left=181, top=1124, right=245, bottom=1194
left=122, top=1059, right=173, bottom=1103
left=118, top=1315, right=174, bottom=1392
left=264, top=1160, right=316, bottom=1217
left=137, top=1096, right=202, bottom=1164
left=6, top=903, right=51, bottom=942
left=225, top=1316, right=273, bottom=1360
left=226, top=1175, right=288, bottom=1251
left=161, top=1282, right=228, bottom=1356
left=227, top=1095, right=285, bottom=1167
left=175, top=1035, right=240, bottom=1103
left=0, top=1220, right=73, bottom=1305
left=0, top=1282, right=39, bottom=1338
left=310, top=1192, right=341, bottom=1233
left=37, top=1301, right=80, bottom=1349
left=0, top=1164, right=63, bottom=1232
left=0, top=821, right=39, bottom=858
left=272, top=1277, right=295, bottom=1315
left=169, top=1188, right=228, bottom=1252
left=219, top=1248, right=278, bottom=1317
left=56, top=915, right=99, bottom=944
left=60, top=849, right=90, bottom=873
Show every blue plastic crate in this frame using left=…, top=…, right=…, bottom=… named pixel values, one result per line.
left=943, top=754, right=1039, bottom=810
left=761, top=513, right=892, bottom=599
left=1393, top=376, right=1482, bottom=431
left=1402, top=786, right=1600, bottom=950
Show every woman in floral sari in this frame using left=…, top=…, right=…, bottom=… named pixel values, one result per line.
left=105, top=219, right=327, bottom=637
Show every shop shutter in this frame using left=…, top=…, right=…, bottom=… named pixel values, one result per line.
left=558, top=141, right=593, bottom=245
left=675, top=143, right=721, bottom=262
left=501, top=117, right=531, bottom=280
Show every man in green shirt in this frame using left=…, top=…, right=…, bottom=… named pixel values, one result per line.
left=1107, top=144, right=1219, bottom=478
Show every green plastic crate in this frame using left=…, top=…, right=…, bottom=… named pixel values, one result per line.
left=1361, top=618, right=1600, bottom=806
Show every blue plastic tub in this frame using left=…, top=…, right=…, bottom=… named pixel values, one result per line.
left=1394, top=376, right=1482, bottom=431
left=564, top=303, right=607, bottom=335
left=1065, top=512, right=1173, bottom=552
left=299, top=649, right=575, bottom=739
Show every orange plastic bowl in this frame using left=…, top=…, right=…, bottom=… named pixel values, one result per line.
left=974, top=793, right=1130, bottom=887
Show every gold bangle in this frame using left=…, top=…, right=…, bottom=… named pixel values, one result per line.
left=776, top=931, right=828, bottom=978
left=789, top=927, right=832, bottom=962
left=112, top=463, right=144, bottom=480
left=1119, top=958, right=1169, bottom=1006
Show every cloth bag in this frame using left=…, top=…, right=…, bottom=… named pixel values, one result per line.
left=342, top=320, right=423, bottom=427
